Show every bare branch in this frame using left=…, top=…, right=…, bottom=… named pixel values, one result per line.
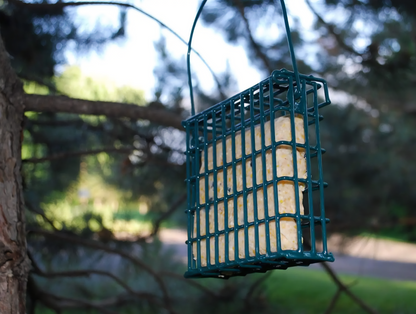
left=324, top=279, right=358, bottom=314
left=23, top=94, right=184, bottom=130
left=320, top=262, right=379, bottom=314
left=302, top=238, right=378, bottom=314
left=28, top=229, right=175, bottom=314
left=22, top=147, right=133, bottom=164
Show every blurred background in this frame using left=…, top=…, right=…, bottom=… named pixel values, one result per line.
left=3, top=0, right=416, bottom=313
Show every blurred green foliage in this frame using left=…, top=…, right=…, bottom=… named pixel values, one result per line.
left=22, top=66, right=186, bottom=238
left=55, top=66, right=145, bottom=103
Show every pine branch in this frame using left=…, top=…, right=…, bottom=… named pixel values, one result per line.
left=305, top=0, right=362, bottom=56
left=28, top=250, right=159, bottom=304
left=28, top=228, right=175, bottom=314
left=10, top=0, right=226, bottom=98
left=35, top=269, right=158, bottom=303
left=234, top=0, right=273, bottom=72
left=28, top=275, right=121, bottom=314
left=38, top=290, right=131, bottom=313
left=161, top=271, right=219, bottom=299
left=23, top=94, right=184, bottom=130
left=25, top=116, right=184, bottom=155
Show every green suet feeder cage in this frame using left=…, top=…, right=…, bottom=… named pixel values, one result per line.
left=183, top=0, right=334, bottom=279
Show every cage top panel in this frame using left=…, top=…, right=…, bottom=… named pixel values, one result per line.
left=182, top=69, right=330, bottom=126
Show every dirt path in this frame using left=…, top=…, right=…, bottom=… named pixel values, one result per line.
left=159, top=229, right=416, bottom=281
left=326, top=233, right=416, bottom=264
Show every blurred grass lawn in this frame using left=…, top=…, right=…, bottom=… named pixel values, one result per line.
left=266, top=267, right=416, bottom=314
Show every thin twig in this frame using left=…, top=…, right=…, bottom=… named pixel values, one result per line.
left=25, top=202, right=59, bottom=231
left=150, top=193, right=187, bottom=238
left=245, top=271, right=272, bottom=306
left=133, top=193, right=186, bottom=242
left=324, top=279, right=360, bottom=314
left=324, top=288, right=341, bottom=314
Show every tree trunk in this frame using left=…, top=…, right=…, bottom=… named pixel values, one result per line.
left=0, top=37, right=30, bottom=313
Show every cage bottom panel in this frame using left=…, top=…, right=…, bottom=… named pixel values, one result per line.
left=185, top=252, right=334, bottom=279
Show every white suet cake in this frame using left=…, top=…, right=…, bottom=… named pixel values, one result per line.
left=193, top=115, right=307, bottom=267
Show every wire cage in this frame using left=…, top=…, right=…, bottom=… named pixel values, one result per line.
left=183, top=69, right=334, bottom=279
left=183, top=0, right=334, bottom=279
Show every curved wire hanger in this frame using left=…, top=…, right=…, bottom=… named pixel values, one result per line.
left=187, top=0, right=301, bottom=116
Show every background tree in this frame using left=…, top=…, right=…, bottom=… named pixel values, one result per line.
left=0, top=0, right=415, bottom=313
left=0, top=37, right=30, bottom=314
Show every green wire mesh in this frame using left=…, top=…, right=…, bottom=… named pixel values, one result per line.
left=183, top=70, right=334, bottom=279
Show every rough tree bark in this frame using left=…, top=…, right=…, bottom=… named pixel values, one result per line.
left=0, top=37, right=30, bottom=312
